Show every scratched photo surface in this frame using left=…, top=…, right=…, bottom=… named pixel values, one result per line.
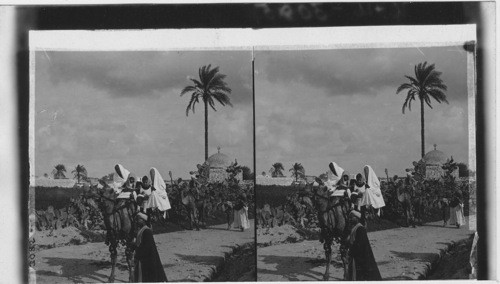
left=255, top=46, right=477, bottom=281
left=30, top=50, right=256, bottom=283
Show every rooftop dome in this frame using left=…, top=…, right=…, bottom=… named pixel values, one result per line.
left=207, top=147, right=232, bottom=168
left=423, top=144, right=447, bottom=165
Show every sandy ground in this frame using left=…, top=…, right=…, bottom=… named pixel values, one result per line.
left=257, top=216, right=476, bottom=281
left=34, top=220, right=254, bottom=283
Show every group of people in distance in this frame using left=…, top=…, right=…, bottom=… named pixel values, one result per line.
left=321, top=161, right=385, bottom=281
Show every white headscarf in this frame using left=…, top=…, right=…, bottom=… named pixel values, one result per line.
left=150, top=167, right=167, bottom=199
left=326, top=161, right=344, bottom=186
left=364, top=165, right=381, bottom=191
left=113, top=164, right=130, bottom=193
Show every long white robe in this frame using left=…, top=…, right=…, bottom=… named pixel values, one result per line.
left=326, top=161, right=346, bottom=196
left=114, top=164, right=135, bottom=199
left=148, top=167, right=171, bottom=211
left=360, top=165, right=385, bottom=209
left=232, top=206, right=250, bottom=230
left=449, top=203, right=465, bottom=226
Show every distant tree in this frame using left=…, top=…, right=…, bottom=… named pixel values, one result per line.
left=101, top=173, right=115, bottom=183
left=241, top=166, right=254, bottom=180
left=270, top=162, right=285, bottom=177
left=397, top=62, right=448, bottom=158
left=318, top=173, right=328, bottom=181
left=261, top=171, right=267, bottom=176
left=289, top=162, right=305, bottom=182
left=72, top=164, right=88, bottom=183
left=457, top=162, right=470, bottom=177
left=181, top=64, right=233, bottom=161
left=43, top=173, right=48, bottom=178
left=52, top=164, right=66, bottom=179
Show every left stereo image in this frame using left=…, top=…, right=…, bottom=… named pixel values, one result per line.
left=28, top=42, right=256, bottom=283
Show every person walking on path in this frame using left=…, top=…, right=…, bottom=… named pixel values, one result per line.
left=448, top=189, right=465, bottom=228
left=232, top=193, right=250, bottom=232
left=346, top=210, right=382, bottom=281
left=134, top=212, right=168, bottom=282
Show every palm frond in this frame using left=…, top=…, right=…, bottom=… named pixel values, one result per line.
left=396, top=83, right=414, bottom=94
left=207, top=97, right=217, bottom=112
left=428, top=89, right=449, bottom=104
left=186, top=94, right=199, bottom=116
left=180, top=85, right=197, bottom=96
left=212, top=93, right=233, bottom=107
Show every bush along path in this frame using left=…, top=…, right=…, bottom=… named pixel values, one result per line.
left=257, top=216, right=475, bottom=281
left=34, top=220, right=254, bottom=283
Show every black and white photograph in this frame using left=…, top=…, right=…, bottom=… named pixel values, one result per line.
left=1, top=3, right=495, bottom=284
left=29, top=39, right=255, bottom=282
left=255, top=27, right=478, bottom=281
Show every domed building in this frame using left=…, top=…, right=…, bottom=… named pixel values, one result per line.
left=421, top=144, right=459, bottom=180
left=206, top=147, right=243, bottom=183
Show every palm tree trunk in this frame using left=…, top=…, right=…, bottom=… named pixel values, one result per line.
left=204, top=101, right=208, bottom=161
left=420, top=97, right=425, bottom=158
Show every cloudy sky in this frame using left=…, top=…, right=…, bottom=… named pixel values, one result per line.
left=255, top=46, right=472, bottom=178
left=34, top=50, right=253, bottom=179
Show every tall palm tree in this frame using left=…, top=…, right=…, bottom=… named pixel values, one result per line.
left=289, top=162, right=305, bottom=183
left=181, top=64, right=233, bottom=161
left=52, top=164, right=67, bottom=179
left=397, top=62, right=448, bottom=158
left=270, top=162, right=285, bottom=178
left=72, top=164, right=88, bottom=183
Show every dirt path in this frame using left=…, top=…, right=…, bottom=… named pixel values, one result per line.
left=35, top=220, right=254, bottom=283
left=257, top=216, right=475, bottom=281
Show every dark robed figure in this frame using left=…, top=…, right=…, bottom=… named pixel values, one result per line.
left=134, top=212, right=168, bottom=282
left=347, top=210, right=382, bottom=281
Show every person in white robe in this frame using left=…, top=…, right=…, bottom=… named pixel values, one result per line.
left=326, top=161, right=347, bottom=197
left=232, top=193, right=250, bottom=231
left=113, top=164, right=137, bottom=199
left=360, top=165, right=386, bottom=216
left=448, top=189, right=465, bottom=228
left=113, top=164, right=130, bottom=192
left=139, top=167, right=171, bottom=218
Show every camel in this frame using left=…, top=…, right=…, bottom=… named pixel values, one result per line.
left=412, top=180, right=426, bottom=225
left=86, top=182, right=138, bottom=283
left=179, top=182, right=208, bottom=230
left=256, top=204, right=273, bottom=228
left=395, top=177, right=415, bottom=228
left=308, top=178, right=351, bottom=281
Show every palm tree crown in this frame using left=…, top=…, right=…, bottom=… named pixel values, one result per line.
left=397, top=61, right=448, bottom=157
left=289, top=162, right=305, bottom=182
left=52, top=164, right=67, bottom=179
left=72, top=164, right=88, bottom=183
left=270, top=162, right=285, bottom=178
left=181, top=64, right=232, bottom=161
left=290, top=163, right=305, bottom=181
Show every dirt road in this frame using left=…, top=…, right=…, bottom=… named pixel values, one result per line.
left=257, top=216, right=475, bottom=281
left=35, top=220, right=254, bottom=283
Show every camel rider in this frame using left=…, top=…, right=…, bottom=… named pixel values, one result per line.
left=351, top=173, right=367, bottom=211
left=336, top=171, right=352, bottom=198
left=113, top=164, right=137, bottom=200
left=326, top=162, right=349, bottom=198
left=360, top=165, right=386, bottom=217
